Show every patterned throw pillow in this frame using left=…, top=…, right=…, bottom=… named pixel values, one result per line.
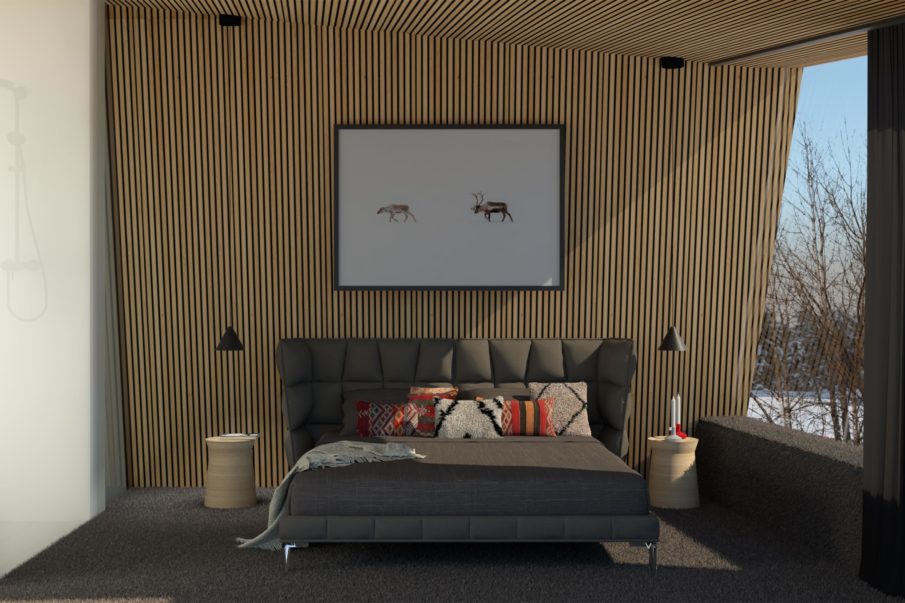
left=406, top=400, right=437, bottom=437
left=434, top=397, right=503, bottom=439
left=341, top=389, right=409, bottom=435
left=528, top=382, right=592, bottom=436
left=355, top=401, right=414, bottom=436
left=408, top=386, right=458, bottom=401
left=501, top=398, right=557, bottom=436
left=407, top=386, right=458, bottom=437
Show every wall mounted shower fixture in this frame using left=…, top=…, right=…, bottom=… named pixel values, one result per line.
left=1, top=77, right=47, bottom=322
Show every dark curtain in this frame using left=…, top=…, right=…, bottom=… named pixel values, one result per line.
left=862, top=24, right=905, bottom=596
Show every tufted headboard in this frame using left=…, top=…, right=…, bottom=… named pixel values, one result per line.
left=276, top=338, right=637, bottom=464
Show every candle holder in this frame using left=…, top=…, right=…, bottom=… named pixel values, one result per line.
left=667, top=394, right=688, bottom=440
left=667, top=395, right=683, bottom=441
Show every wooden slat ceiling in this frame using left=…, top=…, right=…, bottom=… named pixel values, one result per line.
left=105, top=0, right=901, bottom=67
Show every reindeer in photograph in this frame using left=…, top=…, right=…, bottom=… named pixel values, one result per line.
left=376, top=204, right=417, bottom=223
left=471, top=192, right=513, bottom=222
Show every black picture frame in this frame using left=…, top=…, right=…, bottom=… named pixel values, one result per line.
left=333, top=124, right=566, bottom=291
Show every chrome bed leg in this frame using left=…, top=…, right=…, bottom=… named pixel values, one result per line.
left=283, top=543, right=297, bottom=570
left=645, top=542, right=658, bottom=575
left=283, top=543, right=309, bottom=570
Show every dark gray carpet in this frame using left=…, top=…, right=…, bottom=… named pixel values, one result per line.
left=0, top=489, right=889, bottom=602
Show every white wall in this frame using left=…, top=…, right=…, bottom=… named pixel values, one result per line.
left=0, top=0, right=106, bottom=577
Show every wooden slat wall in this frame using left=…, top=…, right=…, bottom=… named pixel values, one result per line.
left=104, top=0, right=905, bottom=67
left=104, top=15, right=128, bottom=499
left=106, top=6, right=800, bottom=487
left=105, top=171, right=127, bottom=498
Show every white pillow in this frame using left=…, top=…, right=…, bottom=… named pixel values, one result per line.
left=528, top=382, right=592, bottom=436
left=434, top=397, right=503, bottom=439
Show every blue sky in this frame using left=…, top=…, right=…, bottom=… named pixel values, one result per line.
left=795, top=56, right=866, bottom=143
left=784, top=56, right=866, bottom=196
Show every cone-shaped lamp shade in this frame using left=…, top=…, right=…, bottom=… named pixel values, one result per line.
left=659, top=325, right=686, bottom=352
left=217, top=325, right=244, bottom=352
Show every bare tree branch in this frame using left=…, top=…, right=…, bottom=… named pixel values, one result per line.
left=751, top=125, right=864, bottom=445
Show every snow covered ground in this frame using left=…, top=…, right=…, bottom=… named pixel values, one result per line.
left=747, top=389, right=855, bottom=440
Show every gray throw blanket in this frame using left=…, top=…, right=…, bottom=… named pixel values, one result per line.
left=237, top=440, right=425, bottom=550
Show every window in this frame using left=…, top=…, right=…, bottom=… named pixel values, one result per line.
left=749, top=58, right=865, bottom=445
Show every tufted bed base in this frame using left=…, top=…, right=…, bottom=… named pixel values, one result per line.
left=280, top=515, right=660, bottom=572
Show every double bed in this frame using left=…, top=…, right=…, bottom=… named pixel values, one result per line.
left=276, top=338, right=659, bottom=570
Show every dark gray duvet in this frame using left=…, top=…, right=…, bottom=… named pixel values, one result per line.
left=288, top=435, right=650, bottom=517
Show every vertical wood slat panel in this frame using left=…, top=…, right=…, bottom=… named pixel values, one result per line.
left=107, top=7, right=801, bottom=486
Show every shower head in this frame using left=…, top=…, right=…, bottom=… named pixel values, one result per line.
left=0, top=80, right=27, bottom=99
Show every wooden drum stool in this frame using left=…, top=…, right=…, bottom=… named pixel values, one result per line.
left=647, top=436, right=700, bottom=509
left=204, top=435, right=258, bottom=509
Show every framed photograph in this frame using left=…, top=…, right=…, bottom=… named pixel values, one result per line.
left=334, top=125, right=564, bottom=290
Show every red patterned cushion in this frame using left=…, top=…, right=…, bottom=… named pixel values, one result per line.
left=407, top=386, right=458, bottom=436
left=501, top=398, right=556, bottom=436
left=356, top=401, right=410, bottom=436
left=407, top=400, right=437, bottom=437
left=408, top=386, right=458, bottom=401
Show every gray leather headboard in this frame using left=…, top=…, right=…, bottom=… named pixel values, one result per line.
left=277, top=338, right=637, bottom=464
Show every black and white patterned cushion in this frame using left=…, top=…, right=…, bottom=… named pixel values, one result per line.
left=528, top=382, right=592, bottom=436
left=434, top=397, right=503, bottom=439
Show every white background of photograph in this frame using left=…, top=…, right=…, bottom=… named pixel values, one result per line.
left=336, top=127, right=561, bottom=288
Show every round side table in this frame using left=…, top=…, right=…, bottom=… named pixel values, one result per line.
left=204, top=435, right=258, bottom=509
left=647, top=436, right=700, bottom=509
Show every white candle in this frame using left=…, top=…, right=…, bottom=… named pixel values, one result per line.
left=670, top=396, right=676, bottom=434
left=676, top=394, right=681, bottom=425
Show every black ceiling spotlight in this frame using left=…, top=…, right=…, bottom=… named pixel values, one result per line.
left=660, top=56, right=686, bottom=70
left=219, top=13, right=241, bottom=27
